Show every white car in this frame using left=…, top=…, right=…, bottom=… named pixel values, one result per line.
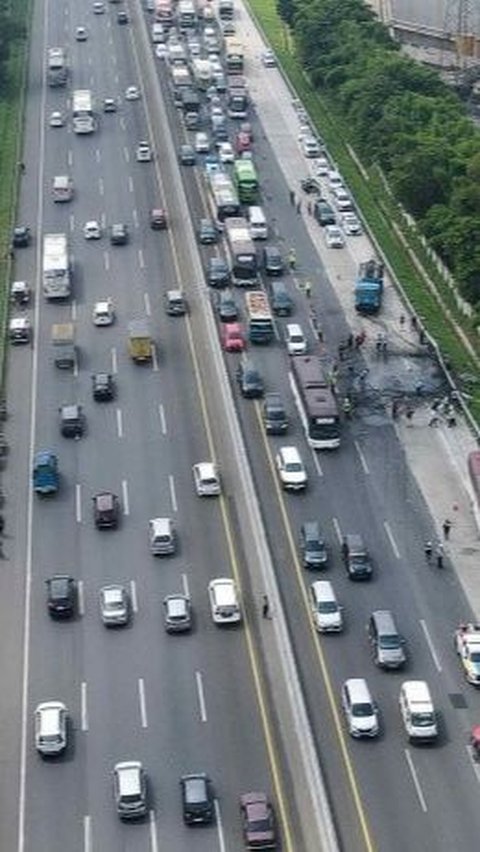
left=302, top=136, right=321, bottom=158
left=332, top=187, right=353, bottom=212
left=92, top=299, right=115, bottom=326
left=342, top=678, right=379, bottom=738
left=218, top=142, right=234, bottom=163
left=125, top=85, right=140, bottom=101
left=193, top=462, right=221, bottom=496
left=341, top=212, right=362, bottom=236
left=34, top=701, right=68, bottom=755
left=49, top=111, right=64, bottom=128
left=195, top=132, right=210, bottom=153
left=155, top=43, right=167, bottom=59
left=276, top=446, right=308, bottom=491
left=313, top=156, right=330, bottom=176
left=136, top=141, right=152, bottom=162
left=327, top=169, right=343, bottom=189
left=75, top=25, right=88, bottom=40
left=93, top=1, right=105, bottom=12
left=9, top=316, right=31, bottom=344
left=262, top=49, right=276, bottom=67
left=285, top=322, right=307, bottom=355
left=83, top=220, right=102, bottom=240
left=325, top=225, right=345, bottom=249
left=100, top=585, right=129, bottom=626
left=208, top=578, right=241, bottom=625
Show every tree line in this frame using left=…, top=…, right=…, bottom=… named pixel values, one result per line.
left=278, top=0, right=480, bottom=305
left=0, top=0, right=27, bottom=88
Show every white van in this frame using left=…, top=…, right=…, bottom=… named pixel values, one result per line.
left=208, top=578, right=241, bottom=625
left=247, top=206, right=268, bottom=240
left=148, top=517, right=176, bottom=555
left=399, top=681, right=437, bottom=741
left=310, top=581, right=343, bottom=632
left=151, top=22, right=164, bottom=43
left=285, top=323, right=307, bottom=355
left=52, top=175, right=73, bottom=202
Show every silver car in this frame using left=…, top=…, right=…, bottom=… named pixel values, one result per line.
left=163, top=594, right=191, bottom=632
left=100, top=584, right=130, bottom=626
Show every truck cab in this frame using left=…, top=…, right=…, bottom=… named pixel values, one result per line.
left=355, top=259, right=384, bottom=314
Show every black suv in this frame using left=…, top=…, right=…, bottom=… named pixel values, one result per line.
left=313, top=199, right=335, bottom=227
left=92, top=373, right=115, bottom=401
left=262, top=393, right=288, bottom=434
left=342, top=533, right=372, bottom=580
left=207, top=256, right=230, bottom=288
left=117, top=9, right=128, bottom=22
left=110, top=223, right=129, bottom=245
left=12, top=226, right=31, bottom=248
left=59, top=404, right=84, bottom=438
left=236, top=360, right=264, bottom=398
left=46, top=575, right=76, bottom=617
left=180, top=774, right=214, bottom=825
left=93, top=491, right=120, bottom=528
left=214, top=290, right=238, bottom=322
left=300, top=521, right=327, bottom=568
left=263, top=245, right=284, bottom=276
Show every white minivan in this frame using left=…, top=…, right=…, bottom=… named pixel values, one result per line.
left=208, top=578, right=241, bottom=625
left=310, top=581, right=343, bottom=632
left=247, top=206, right=268, bottom=240
left=399, top=681, right=437, bottom=741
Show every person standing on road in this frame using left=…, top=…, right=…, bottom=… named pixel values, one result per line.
left=289, top=189, right=295, bottom=206
left=288, top=248, right=296, bottom=269
left=304, top=280, right=312, bottom=299
left=443, top=518, right=452, bottom=540
left=436, top=542, right=444, bottom=568
left=262, top=595, right=270, bottom=619
left=424, top=540, right=433, bottom=562
left=296, top=200, right=302, bottom=215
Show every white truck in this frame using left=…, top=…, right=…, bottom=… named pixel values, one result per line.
left=192, top=58, right=212, bottom=90
left=43, top=233, right=71, bottom=299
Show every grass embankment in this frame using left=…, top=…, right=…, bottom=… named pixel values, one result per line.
left=0, top=0, right=31, bottom=381
left=248, top=0, right=480, bottom=421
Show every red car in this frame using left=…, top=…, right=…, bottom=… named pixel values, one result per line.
left=221, top=322, right=245, bottom=352
left=240, top=791, right=277, bottom=848
left=235, top=131, right=251, bottom=154
left=150, top=208, right=167, bottom=230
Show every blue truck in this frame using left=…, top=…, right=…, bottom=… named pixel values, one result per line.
left=33, top=450, right=59, bottom=495
left=355, top=259, right=384, bottom=314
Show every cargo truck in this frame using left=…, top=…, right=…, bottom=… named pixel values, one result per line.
left=354, top=259, right=384, bottom=314
left=43, top=234, right=71, bottom=299
left=51, top=323, right=76, bottom=369
left=245, top=291, right=274, bottom=343
left=128, top=320, right=153, bottom=362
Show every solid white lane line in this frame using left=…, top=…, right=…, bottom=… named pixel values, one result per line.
left=384, top=520, right=400, bottom=559
left=132, top=208, right=138, bottom=228
left=124, top=146, right=130, bottom=163
left=111, top=347, right=118, bottom=374
left=83, top=815, right=92, bottom=852
left=71, top=300, right=77, bottom=321
left=116, top=408, right=123, bottom=438
left=75, top=484, right=82, bottom=523
left=104, top=251, right=110, bottom=271
left=182, top=573, right=190, bottom=598
left=332, top=516, right=342, bottom=546
left=128, top=175, right=134, bottom=193
left=195, top=671, right=207, bottom=722
left=158, top=403, right=167, bottom=435
left=73, top=355, right=78, bottom=378
left=151, top=345, right=159, bottom=372
left=95, top=148, right=100, bottom=163
left=311, top=449, right=323, bottom=478
left=214, top=800, right=226, bottom=852
left=119, top=116, right=126, bottom=131
left=130, top=580, right=138, bottom=613
left=138, top=678, right=148, bottom=728
left=404, top=750, right=427, bottom=812
left=81, top=682, right=89, bottom=731
left=100, top=212, right=106, bottom=229
left=144, top=291, right=151, bottom=316
left=78, top=580, right=85, bottom=617
left=69, top=213, right=75, bottom=233
left=420, top=619, right=442, bottom=672
left=68, top=149, right=73, bottom=166
left=149, top=810, right=159, bottom=852
left=168, top=474, right=177, bottom=512
left=138, top=248, right=145, bottom=269
left=122, top=479, right=130, bottom=515
left=354, top=440, right=370, bottom=474
left=98, top=177, right=104, bottom=196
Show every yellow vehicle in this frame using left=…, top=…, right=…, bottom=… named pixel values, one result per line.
left=128, top=319, right=152, bottom=362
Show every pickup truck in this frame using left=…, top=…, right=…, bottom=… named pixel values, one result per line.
left=33, top=450, right=59, bottom=494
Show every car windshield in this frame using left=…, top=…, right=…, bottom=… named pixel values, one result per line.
left=379, top=635, right=400, bottom=649
left=352, top=703, right=373, bottom=718
left=318, top=601, right=338, bottom=613
left=286, top=462, right=302, bottom=472
left=248, top=816, right=271, bottom=832
left=411, top=712, right=434, bottom=727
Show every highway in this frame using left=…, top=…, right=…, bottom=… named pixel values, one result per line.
left=3, top=0, right=480, bottom=850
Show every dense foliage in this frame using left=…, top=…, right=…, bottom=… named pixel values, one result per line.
left=278, top=0, right=480, bottom=304
left=0, top=0, right=26, bottom=85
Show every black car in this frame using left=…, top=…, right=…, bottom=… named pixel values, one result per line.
left=93, top=491, right=120, bottom=528
left=179, top=144, right=196, bottom=166
left=214, top=290, right=238, bottom=322
left=207, top=256, right=230, bottom=288
left=262, top=392, right=288, bottom=434
left=117, top=9, right=128, bottom=22
left=92, top=372, right=115, bottom=401
left=313, top=199, right=336, bottom=226
left=342, top=533, right=372, bottom=580
left=236, top=360, right=265, bottom=398
left=110, top=223, right=129, bottom=245
left=180, top=774, right=214, bottom=825
left=59, top=404, right=85, bottom=438
left=301, top=176, right=321, bottom=194
left=300, top=521, right=328, bottom=568
left=263, top=245, right=284, bottom=277
left=12, top=226, right=31, bottom=248
left=46, top=575, right=76, bottom=618
left=198, top=218, right=218, bottom=245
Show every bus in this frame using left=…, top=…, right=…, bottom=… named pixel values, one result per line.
left=154, top=0, right=173, bottom=26
left=224, top=217, right=258, bottom=286
left=290, top=355, right=340, bottom=449
left=208, top=172, right=240, bottom=222
left=177, top=0, right=196, bottom=28
left=233, top=159, right=258, bottom=203
left=47, top=47, right=67, bottom=87
left=245, top=291, right=274, bottom=343
left=72, top=89, right=95, bottom=134
left=225, top=37, right=244, bottom=72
